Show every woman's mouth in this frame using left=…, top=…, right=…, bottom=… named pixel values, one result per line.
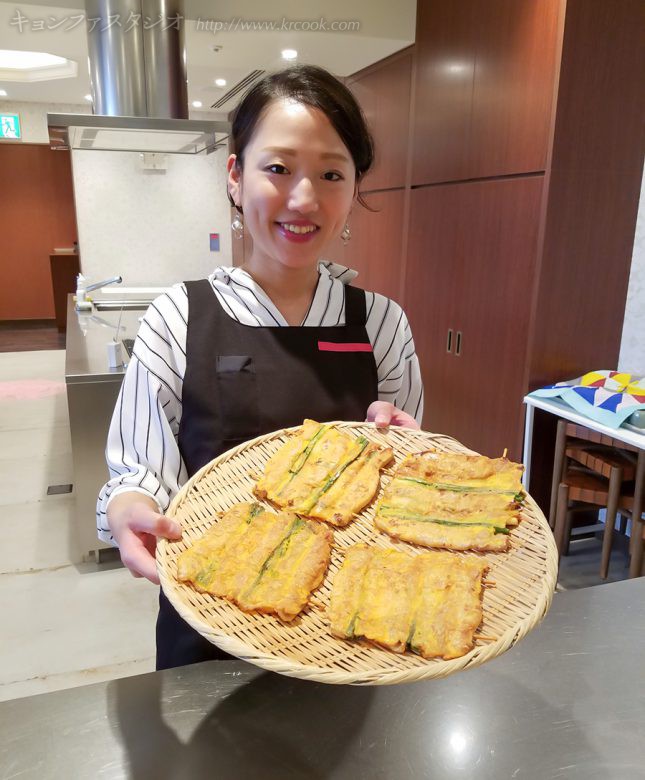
left=276, top=221, right=320, bottom=243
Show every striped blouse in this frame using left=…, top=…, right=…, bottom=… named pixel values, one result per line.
left=97, top=261, right=424, bottom=545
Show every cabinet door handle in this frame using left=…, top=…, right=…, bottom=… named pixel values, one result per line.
left=446, top=329, right=453, bottom=353
left=455, top=331, right=462, bottom=356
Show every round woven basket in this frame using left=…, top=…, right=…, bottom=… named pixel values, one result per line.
left=157, top=422, right=558, bottom=685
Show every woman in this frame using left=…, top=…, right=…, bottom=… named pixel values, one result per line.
left=98, top=64, right=424, bottom=669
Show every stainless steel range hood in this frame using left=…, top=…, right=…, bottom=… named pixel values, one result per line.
left=48, top=0, right=230, bottom=154
left=48, top=113, right=229, bottom=154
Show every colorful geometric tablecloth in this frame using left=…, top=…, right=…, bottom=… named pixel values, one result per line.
left=528, top=371, right=645, bottom=429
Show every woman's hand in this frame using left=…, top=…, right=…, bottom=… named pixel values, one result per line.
left=366, top=401, right=420, bottom=430
left=107, top=492, right=182, bottom=584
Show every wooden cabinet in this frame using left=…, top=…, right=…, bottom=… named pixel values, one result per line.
left=468, top=0, right=561, bottom=179
left=348, top=51, right=413, bottom=192
left=406, top=177, right=543, bottom=457
left=412, top=0, right=475, bottom=185
left=405, top=184, right=464, bottom=438
left=347, top=0, right=643, bottom=487
left=323, top=189, right=407, bottom=304
left=412, top=0, right=561, bottom=185
left=345, top=189, right=407, bottom=301
left=49, top=252, right=80, bottom=332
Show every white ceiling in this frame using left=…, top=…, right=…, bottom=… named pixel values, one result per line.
left=0, top=0, right=416, bottom=116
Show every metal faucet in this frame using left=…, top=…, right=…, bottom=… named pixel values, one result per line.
left=75, top=274, right=122, bottom=310
left=84, top=275, right=123, bottom=292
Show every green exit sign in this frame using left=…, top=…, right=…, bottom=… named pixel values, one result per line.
left=0, top=114, right=21, bottom=140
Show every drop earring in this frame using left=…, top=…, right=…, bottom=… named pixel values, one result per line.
left=341, top=223, right=351, bottom=245
left=231, top=211, right=244, bottom=239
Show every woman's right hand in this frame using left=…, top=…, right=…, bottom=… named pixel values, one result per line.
left=106, top=492, right=182, bottom=584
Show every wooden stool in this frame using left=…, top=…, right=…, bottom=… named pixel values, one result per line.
left=550, top=419, right=636, bottom=578
left=553, top=470, right=633, bottom=578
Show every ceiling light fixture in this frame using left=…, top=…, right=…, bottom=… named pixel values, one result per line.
left=192, top=100, right=202, bottom=108
left=0, top=89, right=7, bottom=97
left=0, top=50, right=67, bottom=70
left=84, top=94, right=92, bottom=101
left=215, top=78, right=226, bottom=87
left=281, top=49, right=298, bottom=60
left=0, top=49, right=76, bottom=82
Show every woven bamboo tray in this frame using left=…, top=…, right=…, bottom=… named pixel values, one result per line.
left=157, top=422, right=558, bottom=685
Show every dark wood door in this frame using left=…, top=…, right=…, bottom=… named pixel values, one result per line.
left=405, top=185, right=464, bottom=437
left=405, top=176, right=543, bottom=458
left=448, top=176, right=544, bottom=459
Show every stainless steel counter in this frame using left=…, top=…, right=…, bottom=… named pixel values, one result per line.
left=64, top=294, right=153, bottom=558
left=2, top=578, right=644, bottom=779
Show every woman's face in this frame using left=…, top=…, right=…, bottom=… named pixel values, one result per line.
left=227, top=98, right=357, bottom=274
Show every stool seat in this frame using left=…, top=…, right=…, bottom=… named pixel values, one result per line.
left=566, top=446, right=636, bottom=481
left=564, top=467, right=634, bottom=507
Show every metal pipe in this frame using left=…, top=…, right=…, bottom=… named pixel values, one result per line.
left=84, top=0, right=187, bottom=119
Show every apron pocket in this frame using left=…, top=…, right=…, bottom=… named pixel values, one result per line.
left=216, top=355, right=261, bottom=440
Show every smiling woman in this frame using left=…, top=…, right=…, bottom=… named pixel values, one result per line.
left=97, top=64, right=424, bottom=670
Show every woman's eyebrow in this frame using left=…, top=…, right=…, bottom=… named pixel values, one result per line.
left=261, top=146, right=350, bottom=163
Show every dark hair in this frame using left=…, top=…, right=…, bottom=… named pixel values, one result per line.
left=228, top=64, right=375, bottom=210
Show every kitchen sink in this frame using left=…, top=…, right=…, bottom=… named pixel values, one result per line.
left=93, top=301, right=150, bottom=311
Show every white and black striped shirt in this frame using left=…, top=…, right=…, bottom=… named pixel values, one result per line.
left=97, top=261, right=424, bottom=544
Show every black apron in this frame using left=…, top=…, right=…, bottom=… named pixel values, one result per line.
left=156, top=278, right=378, bottom=670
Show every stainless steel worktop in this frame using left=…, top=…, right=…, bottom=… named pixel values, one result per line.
left=2, top=578, right=644, bottom=779
left=65, top=294, right=151, bottom=384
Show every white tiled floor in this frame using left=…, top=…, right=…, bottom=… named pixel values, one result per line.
left=0, top=350, right=157, bottom=702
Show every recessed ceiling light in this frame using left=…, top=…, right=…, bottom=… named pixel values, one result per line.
left=84, top=94, right=92, bottom=101
left=0, top=49, right=67, bottom=70
left=0, top=89, right=7, bottom=97
left=281, top=49, right=298, bottom=61
left=0, top=49, right=76, bottom=83
left=215, top=78, right=226, bottom=87
left=192, top=100, right=202, bottom=108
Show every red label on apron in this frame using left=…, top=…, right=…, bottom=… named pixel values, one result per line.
left=318, top=341, right=373, bottom=352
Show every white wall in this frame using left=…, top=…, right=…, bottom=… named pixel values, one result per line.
left=618, top=167, right=645, bottom=375
left=71, top=147, right=232, bottom=286
left=0, top=99, right=234, bottom=285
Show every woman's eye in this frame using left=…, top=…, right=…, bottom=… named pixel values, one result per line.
left=322, top=171, right=343, bottom=181
left=266, top=163, right=288, bottom=174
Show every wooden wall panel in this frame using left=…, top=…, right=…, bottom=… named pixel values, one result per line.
left=469, top=0, right=561, bottom=178
left=412, top=0, right=476, bottom=185
left=344, top=189, right=406, bottom=302
left=413, top=0, right=560, bottom=185
left=0, top=145, right=77, bottom=320
left=528, top=0, right=645, bottom=388
left=349, top=50, right=413, bottom=192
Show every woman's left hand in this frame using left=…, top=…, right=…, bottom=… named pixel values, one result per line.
left=366, top=401, right=420, bottom=430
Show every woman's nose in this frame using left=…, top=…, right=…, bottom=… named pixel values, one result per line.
left=287, top=177, right=319, bottom=213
